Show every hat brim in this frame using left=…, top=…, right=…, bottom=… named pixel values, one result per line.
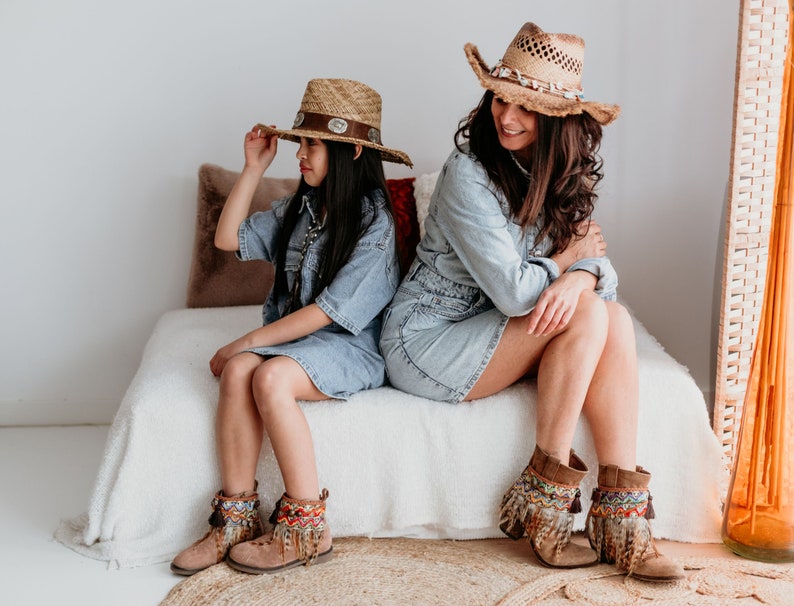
left=256, top=124, right=412, bottom=167
left=464, top=43, right=620, bottom=126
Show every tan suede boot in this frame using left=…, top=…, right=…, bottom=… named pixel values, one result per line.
left=586, top=464, right=685, bottom=582
left=170, top=489, right=263, bottom=576
left=227, top=489, right=333, bottom=574
left=499, top=445, right=598, bottom=568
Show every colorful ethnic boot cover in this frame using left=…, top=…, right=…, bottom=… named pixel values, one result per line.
left=171, top=489, right=263, bottom=576
left=499, top=445, right=598, bottom=568
left=227, top=489, right=333, bottom=574
left=586, top=464, right=684, bottom=582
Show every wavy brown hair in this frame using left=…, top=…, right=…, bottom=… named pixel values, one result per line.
left=455, top=90, right=604, bottom=254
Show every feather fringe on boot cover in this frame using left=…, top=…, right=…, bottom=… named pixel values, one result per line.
left=586, top=485, right=657, bottom=575
left=272, top=488, right=329, bottom=566
left=498, top=447, right=599, bottom=569
left=171, top=489, right=262, bottom=575
left=500, top=465, right=582, bottom=558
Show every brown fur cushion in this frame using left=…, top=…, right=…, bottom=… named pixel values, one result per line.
left=185, top=164, right=419, bottom=308
left=186, top=164, right=298, bottom=308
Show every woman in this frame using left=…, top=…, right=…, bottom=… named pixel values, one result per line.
left=380, top=22, right=683, bottom=582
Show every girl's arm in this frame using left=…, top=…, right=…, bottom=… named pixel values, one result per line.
left=209, top=303, right=332, bottom=376
left=215, top=126, right=279, bottom=251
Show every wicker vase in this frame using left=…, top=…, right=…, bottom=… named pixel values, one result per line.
left=721, top=342, right=794, bottom=562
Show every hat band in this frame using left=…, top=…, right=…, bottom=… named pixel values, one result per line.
left=292, top=111, right=382, bottom=145
left=491, top=62, right=584, bottom=100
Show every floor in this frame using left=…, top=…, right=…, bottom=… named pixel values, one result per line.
left=0, top=425, right=754, bottom=606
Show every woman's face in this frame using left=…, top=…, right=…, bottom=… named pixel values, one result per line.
left=296, top=137, right=329, bottom=187
left=491, top=96, right=538, bottom=154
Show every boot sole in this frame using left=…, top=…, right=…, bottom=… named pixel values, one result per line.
left=629, top=571, right=686, bottom=583
left=227, top=547, right=334, bottom=575
left=170, top=562, right=213, bottom=576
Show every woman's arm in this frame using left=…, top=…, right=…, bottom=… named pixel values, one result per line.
left=209, top=303, right=332, bottom=376
left=215, top=126, right=279, bottom=251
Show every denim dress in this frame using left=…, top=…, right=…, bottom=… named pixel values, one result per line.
left=237, top=188, right=400, bottom=399
left=379, top=146, right=618, bottom=403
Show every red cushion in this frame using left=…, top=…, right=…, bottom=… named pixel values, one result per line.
left=387, top=177, right=418, bottom=274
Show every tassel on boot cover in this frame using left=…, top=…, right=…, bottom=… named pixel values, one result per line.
left=171, top=489, right=263, bottom=576
left=228, top=489, right=333, bottom=574
left=499, top=445, right=598, bottom=568
left=586, top=464, right=684, bottom=582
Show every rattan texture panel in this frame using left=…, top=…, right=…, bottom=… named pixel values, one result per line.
left=715, top=0, right=789, bottom=474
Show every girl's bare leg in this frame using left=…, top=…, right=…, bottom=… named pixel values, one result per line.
left=216, top=352, right=266, bottom=496
left=251, top=356, right=328, bottom=500
left=582, top=301, right=638, bottom=469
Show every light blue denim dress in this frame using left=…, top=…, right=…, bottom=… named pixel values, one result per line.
left=379, top=146, right=618, bottom=403
left=237, top=188, right=400, bottom=399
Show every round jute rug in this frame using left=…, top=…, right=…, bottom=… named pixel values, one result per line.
left=160, top=537, right=794, bottom=606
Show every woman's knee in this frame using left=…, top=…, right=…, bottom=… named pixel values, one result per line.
left=569, top=290, right=609, bottom=334
left=605, top=301, right=635, bottom=341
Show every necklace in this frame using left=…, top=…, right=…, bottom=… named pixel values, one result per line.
left=283, top=213, right=322, bottom=314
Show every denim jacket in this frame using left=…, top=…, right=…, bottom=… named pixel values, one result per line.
left=414, top=146, right=618, bottom=316
left=238, top=188, right=400, bottom=335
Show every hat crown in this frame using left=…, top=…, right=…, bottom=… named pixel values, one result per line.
left=501, top=22, right=584, bottom=90
left=298, top=78, right=382, bottom=130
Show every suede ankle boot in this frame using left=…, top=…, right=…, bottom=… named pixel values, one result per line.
left=499, top=445, right=598, bottom=568
left=586, top=464, right=685, bottom=582
left=228, top=489, right=333, bottom=574
left=170, top=488, right=263, bottom=576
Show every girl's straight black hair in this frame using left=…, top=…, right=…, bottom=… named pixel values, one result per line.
left=273, top=142, right=394, bottom=307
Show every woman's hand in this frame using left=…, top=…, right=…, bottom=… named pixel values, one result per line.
left=243, top=125, right=278, bottom=174
left=525, top=270, right=597, bottom=336
left=551, top=220, right=607, bottom=273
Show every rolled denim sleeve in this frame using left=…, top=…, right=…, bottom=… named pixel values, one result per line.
left=567, top=257, right=618, bottom=301
left=236, top=196, right=290, bottom=263
left=432, top=153, right=559, bottom=317
left=315, top=207, right=399, bottom=335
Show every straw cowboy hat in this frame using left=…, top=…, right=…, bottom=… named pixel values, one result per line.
left=257, top=78, right=412, bottom=167
left=465, top=22, right=620, bottom=125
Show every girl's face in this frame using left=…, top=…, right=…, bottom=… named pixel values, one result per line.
left=491, top=96, right=538, bottom=155
left=296, top=137, right=329, bottom=187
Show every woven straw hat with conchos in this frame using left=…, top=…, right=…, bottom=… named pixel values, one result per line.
left=257, top=78, right=412, bottom=167
left=465, top=22, right=620, bottom=125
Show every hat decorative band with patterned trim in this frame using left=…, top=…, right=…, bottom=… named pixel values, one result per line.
left=490, top=62, right=585, bottom=100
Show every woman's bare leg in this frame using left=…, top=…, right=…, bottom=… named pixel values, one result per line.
left=216, top=352, right=267, bottom=496
left=467, top=291, right=609, bottom=461
left=251, top=356, right=328, bottom=500
left=581, top=301, right=638, bottom=469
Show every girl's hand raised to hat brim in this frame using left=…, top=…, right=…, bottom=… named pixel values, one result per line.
left=243, top=124, right=278, bottom=174
left=214, top=126, right=278, bottom=251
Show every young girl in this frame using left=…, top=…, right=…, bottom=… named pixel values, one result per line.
left=171, top=78, right=411, bottom=576
left=380, top=23, right=683, bottom=582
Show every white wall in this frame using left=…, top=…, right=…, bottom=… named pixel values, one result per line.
left=0, top=0, right=738, bottom=425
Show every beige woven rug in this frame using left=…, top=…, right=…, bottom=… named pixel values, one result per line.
left=161, top=537, right=794, bottom=605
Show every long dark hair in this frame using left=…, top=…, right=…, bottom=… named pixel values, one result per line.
left=455, top=90, right=604, bottom=254
left=273, top=141, right=393, bottom=305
